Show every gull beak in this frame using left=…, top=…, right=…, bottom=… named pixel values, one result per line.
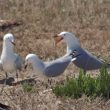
left=11, top=40, right=15, bottom=45
left=54, top=34, right=64, bottom=46
left=24, top=60, right=29, bottom=69
left=24, top=63, right=28, bottom=69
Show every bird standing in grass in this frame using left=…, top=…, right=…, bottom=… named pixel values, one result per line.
left=25, top=51, right=80, bottom=80
left=54, top=32, right=110, bottom=72
left=0, top=33, right=24, bottom=81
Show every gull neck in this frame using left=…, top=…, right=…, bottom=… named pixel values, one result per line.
left=31, top=57, right=45, bottom=74
left=2, top=41, right=14, bottom=54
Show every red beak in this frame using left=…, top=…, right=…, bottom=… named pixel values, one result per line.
left=54, top=35, right=64, bottom=46
left=11, top=41, right=15, bottom=45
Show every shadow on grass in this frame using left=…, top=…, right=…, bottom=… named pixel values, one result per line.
left=0, top=103, right=11, bottom=110
left=0, top=77, right=37, bottom=86
left=0, top=77, right=15, bottom=85
left=11, top=78, right=37, bottom=86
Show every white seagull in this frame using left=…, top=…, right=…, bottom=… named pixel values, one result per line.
left=1, top=33, right=24, bottom=79
left=25, top=52, right=80, bottom=78
left=54, top=32, right=110, bottom=72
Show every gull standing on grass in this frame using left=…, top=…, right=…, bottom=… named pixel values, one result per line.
left=25, top=51, right=81, bottom=80
left=54, top=32, right=110, bottom=72
left=1, top=33, right=24, bottom=80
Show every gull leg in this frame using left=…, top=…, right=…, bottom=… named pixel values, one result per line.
left=48, top=78, right=53, bottom=86
left=5, top=72, right=8, bottom=78
left=16, top=72, right=18, bottom=79
left=80, top=69, right=86, bottom=75
left=0, top=72, right=8, bottom=94
left=5, top=72, right=8, bottom=84
left=16, top=71, right=19, bottom=82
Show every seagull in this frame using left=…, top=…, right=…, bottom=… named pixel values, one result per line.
left=25, top=51, right=81, bottom=78
left=1, top=33, right=24, bottom=80
left=54, top=32, right=110, bottom=72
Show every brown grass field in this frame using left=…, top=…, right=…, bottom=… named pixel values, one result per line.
left=0, top=0, right=110, bottom=109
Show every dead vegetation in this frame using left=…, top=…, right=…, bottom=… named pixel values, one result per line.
left=0, top=0, right=110, bottom=109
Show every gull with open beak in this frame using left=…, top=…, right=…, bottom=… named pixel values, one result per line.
left=0, top=33, right=24, bottom=81
left=24, top=50, right=80, bottom=79
left=54, top=32, right=110, bottom=72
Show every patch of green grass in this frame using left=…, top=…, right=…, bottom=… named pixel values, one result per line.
left=22, top=82, right=36, bottom=93
left=52, top=64, right=110, bottom=99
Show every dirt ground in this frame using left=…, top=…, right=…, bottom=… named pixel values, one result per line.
left=0, top=0, right=110, bottom=109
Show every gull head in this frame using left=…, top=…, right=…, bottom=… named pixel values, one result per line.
left=25, top=54, right=44, bottom=74
left=25, top=54, right=38, bottom=69
left=3, top=33, right=15, bottom=45
left=54, top=32, right=80, bottom=46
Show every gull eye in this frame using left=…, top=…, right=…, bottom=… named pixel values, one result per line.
left=8, top=37, right=11, bottom=40
left=64, top=34, right=66, bottom=36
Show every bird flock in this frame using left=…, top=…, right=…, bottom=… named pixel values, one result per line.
left=0, top=32, right=109, bottom=82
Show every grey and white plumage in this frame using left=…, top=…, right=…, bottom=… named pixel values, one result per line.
left=0, top=33, right=24, bottom=77
left=25, top=52, right=78, bottom=78
left=14, top=53, right=23, bottom=71
left=54, top=32, right=110, bottom=71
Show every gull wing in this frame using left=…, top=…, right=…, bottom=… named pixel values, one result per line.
left=73, top=48, right=103, bottom=70
left=44, top=56, right=72, bottom=77
left=14, top=54, right=24, bottom=71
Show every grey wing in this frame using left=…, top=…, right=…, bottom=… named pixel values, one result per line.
left=14, top=54, right=24, bottom=71
left=44, top=56, right=72, bottom=77
left=73, top=48, right=103, bottom=70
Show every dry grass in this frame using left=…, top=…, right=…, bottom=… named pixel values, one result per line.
left=0, top=0, right=110, bottom=109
